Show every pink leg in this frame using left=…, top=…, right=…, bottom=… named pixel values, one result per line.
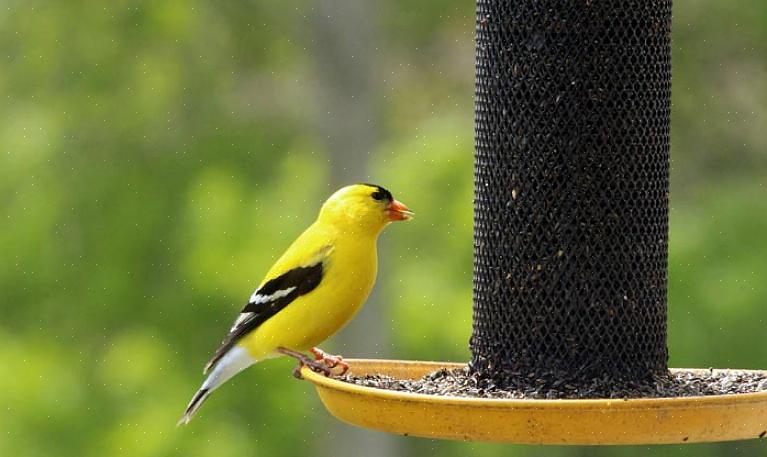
left=277, top=347, right=332, bottom=379
left=311, top=347, right=350, bottom=375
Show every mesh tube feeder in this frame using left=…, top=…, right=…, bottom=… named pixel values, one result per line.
left=303, top=0, right=767, bottom=444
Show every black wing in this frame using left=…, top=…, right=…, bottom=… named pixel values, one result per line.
left=204, top=261, right=324, bottom=373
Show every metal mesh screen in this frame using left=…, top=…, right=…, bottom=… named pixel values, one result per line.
left=471, top=0, right=671, bottom=384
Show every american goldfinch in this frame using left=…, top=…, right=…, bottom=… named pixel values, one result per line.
left=179, top=183, right=414, bottom=425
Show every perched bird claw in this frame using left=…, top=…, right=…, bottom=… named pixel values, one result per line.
left=278, top=347, right=333, bottom=378
left=311, top=347, right=349, bottom=375
left=304, top=359, right=333, bottom=377
left=290, top=362, right=323, bottom=379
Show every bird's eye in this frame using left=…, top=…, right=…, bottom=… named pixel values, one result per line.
left=371, top=190, right=386, bottom=201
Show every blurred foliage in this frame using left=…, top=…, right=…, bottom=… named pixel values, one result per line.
left=1, top=1, right=766, bottom=457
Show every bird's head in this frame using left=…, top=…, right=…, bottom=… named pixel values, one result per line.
left=318, top=183, right=414, bottom=234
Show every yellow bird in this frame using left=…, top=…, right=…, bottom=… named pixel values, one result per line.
left=178, top=183, right=414, bottom=424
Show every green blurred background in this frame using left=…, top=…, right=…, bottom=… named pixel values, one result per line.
left=2, top=1, right=766, bottom=456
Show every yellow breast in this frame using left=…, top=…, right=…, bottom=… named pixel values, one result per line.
left=238, top=225, right=379, bottom=359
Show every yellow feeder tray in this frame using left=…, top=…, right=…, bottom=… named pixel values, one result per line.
left=302, top=359, right=767, bottom=445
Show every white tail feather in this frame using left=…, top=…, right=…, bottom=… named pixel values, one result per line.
left=178, top=346, right=256, bottom=425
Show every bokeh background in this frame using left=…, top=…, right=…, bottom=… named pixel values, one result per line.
left=2, top=1, right=766, bottom=456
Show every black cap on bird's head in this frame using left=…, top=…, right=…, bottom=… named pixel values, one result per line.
left=362, top=183, right=393, bottom=203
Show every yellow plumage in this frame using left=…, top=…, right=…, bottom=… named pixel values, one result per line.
left=242, top=224, right=376, bottom=358
left=179, top=183, right=413, bottom=424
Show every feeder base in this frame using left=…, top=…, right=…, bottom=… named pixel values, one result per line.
left=302, top=359, right=767, bottom=445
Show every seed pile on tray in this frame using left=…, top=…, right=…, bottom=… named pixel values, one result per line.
left=338, top=367, right=767, bottom=400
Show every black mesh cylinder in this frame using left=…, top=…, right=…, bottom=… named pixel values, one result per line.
left=471, top=0, right=671, bottom=383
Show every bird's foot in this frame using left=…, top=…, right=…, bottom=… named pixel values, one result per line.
left=311, top=347, right=349, bottom=375
left=277, top=347, right=332, bottom=379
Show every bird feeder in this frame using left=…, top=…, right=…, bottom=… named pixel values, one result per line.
left=303, top=0, right=767, bottom=444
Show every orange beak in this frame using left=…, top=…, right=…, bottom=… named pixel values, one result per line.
left=387, top=199, right=414, bottom=222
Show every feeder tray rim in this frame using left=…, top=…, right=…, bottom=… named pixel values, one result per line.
left=302, top=359, right=767, bottom=445
left=303, top=359, right=767, bottom=408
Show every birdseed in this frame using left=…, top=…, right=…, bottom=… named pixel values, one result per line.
left=337, top=367, right=767, bottom=400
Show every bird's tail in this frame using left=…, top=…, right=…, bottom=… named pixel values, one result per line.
left=177, top=345, right=256, bottom=426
